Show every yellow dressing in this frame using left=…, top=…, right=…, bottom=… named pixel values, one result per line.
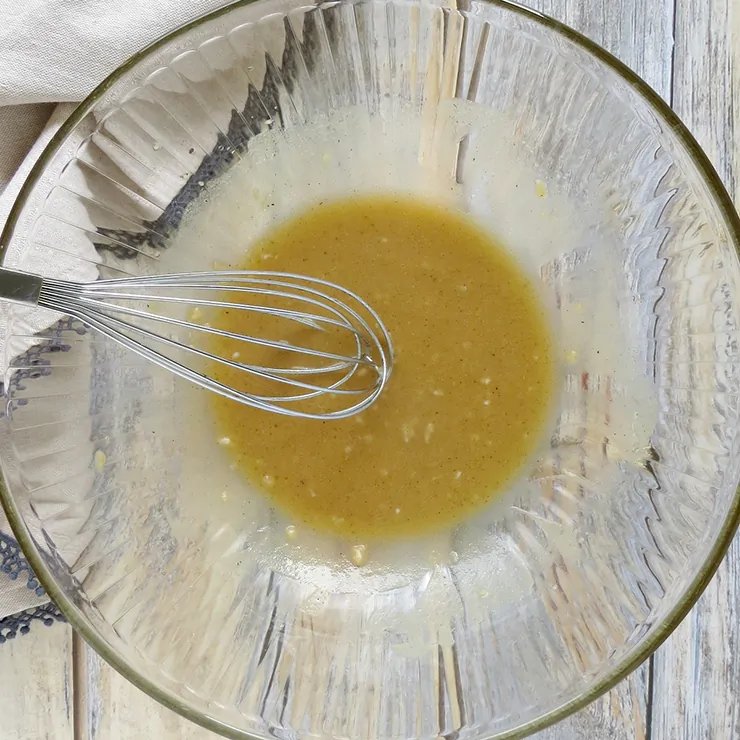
left=209, top=195, right=555, bottom=540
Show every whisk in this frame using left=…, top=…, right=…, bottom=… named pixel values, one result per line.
left=0, top=267, right=393, bottom=420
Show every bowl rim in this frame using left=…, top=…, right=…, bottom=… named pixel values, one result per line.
left=2, top=0, right=740, bottom=737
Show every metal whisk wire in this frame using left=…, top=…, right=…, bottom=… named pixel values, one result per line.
left=0, top=268, right=393, bottom=419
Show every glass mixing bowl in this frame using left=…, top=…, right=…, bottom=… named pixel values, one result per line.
left=2, top=0, right=740, bottom=737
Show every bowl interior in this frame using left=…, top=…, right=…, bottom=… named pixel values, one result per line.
left=3, top=1, right=740, bottom=738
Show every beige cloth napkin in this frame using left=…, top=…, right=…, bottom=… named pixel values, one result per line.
left=0, top=0, right=231, bottom=624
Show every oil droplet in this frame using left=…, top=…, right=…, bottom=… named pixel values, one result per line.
left=350, top=544, right=367, bottom=567
left=218, top=436, right=231, bottom=446
left=424, top=423, right=434, bottom=444
left=285, top=525, right=298, bottom=542
left=93, top=449, right=106, bottom=472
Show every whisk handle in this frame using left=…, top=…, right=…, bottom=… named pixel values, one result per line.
left=0, top=268, right=43, bottom=306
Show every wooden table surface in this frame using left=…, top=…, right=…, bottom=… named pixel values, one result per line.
left=2, top=0, right=739, bottom=737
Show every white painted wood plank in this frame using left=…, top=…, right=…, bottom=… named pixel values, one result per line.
left=669, top=0, right=740, bottom=190
left=651, top=536, right=740, bottom=739
left=651, top=3, right=740, bottom=736
left=79, top=638, right=220, bottom=740
left=78, top=637, right=647, bottom=740
left=518, top=1, right=671, bottom=738
left=532, top=665, right=649, bottom=740
left=0, top=623, right=73, bottom=740
left=521, top=0, right=675, bottom=99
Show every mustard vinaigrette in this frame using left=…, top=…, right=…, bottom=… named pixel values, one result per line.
left=209, top=195, right=555, bottom=539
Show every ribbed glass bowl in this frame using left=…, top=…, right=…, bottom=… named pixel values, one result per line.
left=2, top=0, right=740, bottom=737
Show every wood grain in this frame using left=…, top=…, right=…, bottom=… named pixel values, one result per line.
left=524, top=0, right=675, bottom=98
left=77, top=637, right=219, bottom=740
left=0, top=623, right=73, bottom=740
left=521, top=0, right=674, bottom=737
left=669, top=0, right=740, bottom=190
left=75, top=637, right=647, bottom=740
left=532, top=667, right=648, bottom=740
left=650, top=1, right=740, bottom=738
